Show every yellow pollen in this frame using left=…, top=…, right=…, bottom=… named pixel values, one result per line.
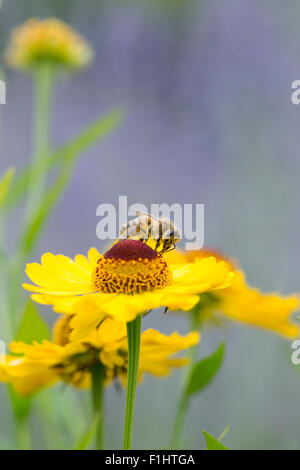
left=92, top=240, right=172, bottom=294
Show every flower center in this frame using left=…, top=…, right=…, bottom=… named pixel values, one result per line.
left=93, top=240, right=171, bottom=294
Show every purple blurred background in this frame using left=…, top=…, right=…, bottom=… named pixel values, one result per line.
left=1, top=0, right=300, bottom=449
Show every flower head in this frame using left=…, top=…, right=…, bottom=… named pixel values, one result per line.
left=93, top=240, right=171, bottom=294
left=23, top=240, right=234, bottom=339
left=0, top=315, right=199, bottom=396
left=5, top=18, right=93, bottom=70
left=166, top=248, right=300, bottom=338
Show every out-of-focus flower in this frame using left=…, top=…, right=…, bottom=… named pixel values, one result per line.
left=0, top=315, right=199, bottom=396
left=5, top=18, right=93, bottom=70
left=165, top=249, right=300, bottom=338
left=23, top=239, right=234, bottom=339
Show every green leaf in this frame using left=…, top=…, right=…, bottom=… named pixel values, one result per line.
left=218, top=425, right=230, bottom=442
left=15, top=300, right=50, bottom=343
left=0, top=167, right=15, bottom=210
left=186, top=342, right=225, bottom=396
left=8, top=385, right=31, bottom=422
left=19, top=109, right=124, bottom=255
left=203, top=430, right=229, bottom=450
left=73, top=417, right=98, bottom=450
left=4, top=108, right=124, bottom=211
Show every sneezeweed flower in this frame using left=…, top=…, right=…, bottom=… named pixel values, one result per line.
left=169, top=247, right=300, bottom=449
left=0, top=315, right=199, bottom=396
left=0, top=314, right=198, bottom=450
left=5, top=18, right=93, bottom=71
left=23, top=239, right=234, bottom=339
left=165, top=248, right=300, bottom=338
left=22, top=239, right=232, bottom=449
left=5, top=20, right=94, bottom=260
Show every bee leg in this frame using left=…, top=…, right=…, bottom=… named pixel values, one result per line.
left=154, top=238, right=162, bottom=254
left=162, top=245, right=176, bottom=255
left=158, top=246, right=167, bottom=256
left=163, top=307, right=169, bottom=314
left=143, top=309, right=152, bottom=317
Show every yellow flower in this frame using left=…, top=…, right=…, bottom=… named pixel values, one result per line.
left=166, top=248, right=300, bottom=338
left=23, top=239, right=234, bottom=339
left=0, top=315, right=199, bottom=396
left=5, top=18, right=93, bottom=70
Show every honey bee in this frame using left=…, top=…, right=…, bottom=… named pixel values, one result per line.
left=118, top=210, right=181, bottom=255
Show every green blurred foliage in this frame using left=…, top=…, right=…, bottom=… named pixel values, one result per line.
left=186, top=342, right=225, bottom=396
left=203, top=430, right=229, bottom=450
left=15, top=301, right=50, bottom=343
left=0, top=167, right=14, bottom=211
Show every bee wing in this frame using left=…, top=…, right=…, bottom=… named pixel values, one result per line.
left=136, top=210, right=150, bottom=217
left=123, top=223, right=149, bottom=239
left=119, top=223, right=128, bottom=235
left=136, top=210, right=161, bottom=223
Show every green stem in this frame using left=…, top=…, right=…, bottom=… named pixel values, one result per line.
left=170, top=308, right=200, bottom=449
left=16, top=418, right=31, bottom=450
left=10, top=62, right=55, bottom=335
left=170, top=390, right=189, bottom=450
left=23, top=62, right=54, bottom=227
left=123, top=315, right=142, bottom=450
left=92, top=363, right=105, bottom=450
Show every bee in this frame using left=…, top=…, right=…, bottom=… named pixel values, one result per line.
left=118, top=210, right=181, bottom=255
